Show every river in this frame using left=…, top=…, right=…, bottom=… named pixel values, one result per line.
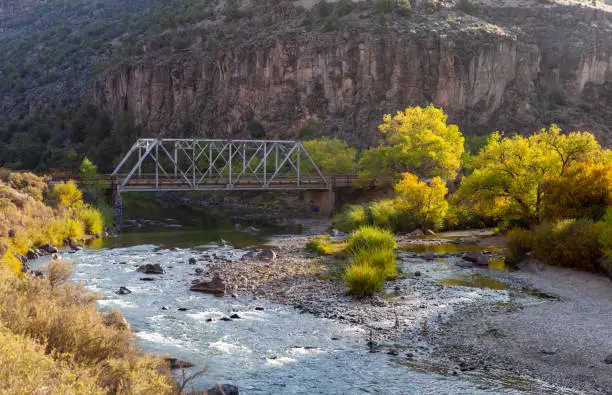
left=44, top=203, right=580, bottom=394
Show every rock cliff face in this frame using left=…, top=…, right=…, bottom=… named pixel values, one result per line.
left=93, top=0, right=612, bottom=146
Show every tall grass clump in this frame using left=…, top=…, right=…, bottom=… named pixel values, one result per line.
left=346, top=225, right=396, bottom=252
left=343, top=226, right=397, bottom=298
left=505, top=228, right=533, bottom=266
left=350, top=246, right=396, bottom=278
left=332, top=204, right=369, bottom=232
left=343, top=263, right=384, bottom=298
left=306, top=235, right=334, bottom=255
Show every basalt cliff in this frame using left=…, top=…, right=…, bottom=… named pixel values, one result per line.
left=91, top=0, right=612, bottom=146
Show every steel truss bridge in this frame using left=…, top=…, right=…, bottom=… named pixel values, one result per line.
left=111, top=139, right=340, bottom=192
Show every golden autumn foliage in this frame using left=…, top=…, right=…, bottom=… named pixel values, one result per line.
left=457, top=125, right=603, bottom=226
left=0, top=264, right=177, bottom=394
left=393, top=173, right=449, bottom=231
left=541, top=161, right=612, bottom=222
left=358, top=105, right=464, bottom=185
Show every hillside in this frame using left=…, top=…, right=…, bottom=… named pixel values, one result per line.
left=0, top=0, right=611, bottom=171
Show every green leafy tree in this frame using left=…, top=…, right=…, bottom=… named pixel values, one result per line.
left=302, top=138, right=357, bottom=175
left=358, top=105, right=464, bottom=186
left=79, top=157, right=105, bottom=203
left=457, top=125, right=602, bottom=226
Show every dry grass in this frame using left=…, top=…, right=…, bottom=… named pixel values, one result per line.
left=0, top=171, right=178, bottom=394
left=0, top=264, right=177, bottom=394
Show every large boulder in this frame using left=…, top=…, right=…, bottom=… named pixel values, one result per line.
left=190, top=274, right=226, bottom=296
left=136, top=264, right=165, bottom=274
left=203, top=384, right=239, bottom=395
left=41, top=244, right=58, bottom=254
left=462, top=252, right=489, bottom=266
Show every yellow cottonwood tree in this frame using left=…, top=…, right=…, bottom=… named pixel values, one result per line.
left=457, top=125, right=602, bottom=225
left=393, top=172, right=449, bottom=230
left=358, top=105, right=464, bottom=186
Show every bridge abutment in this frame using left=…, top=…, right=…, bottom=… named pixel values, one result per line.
left=303, top=189, right=335, bottom=217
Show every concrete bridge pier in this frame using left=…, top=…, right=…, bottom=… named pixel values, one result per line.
left=302, top=189, right=336, bottom=217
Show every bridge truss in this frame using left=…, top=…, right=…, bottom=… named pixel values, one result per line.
left=111, top=139, right=330, bottom=192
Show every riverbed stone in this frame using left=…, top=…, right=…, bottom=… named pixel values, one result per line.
left=188, top=257, right=197, bottom=264
left=41, top=244, right=58, bottom=254
left=605, top=354, right=612, bottom=364
left=241, top=251, right=257, bottom=260
left=164, top=358, right=194, bottom=370
left=203, top=384, right=239, bottom=395
left=230, top=313, right=241, bottom=319
left=140, top=277, right=155, bottom=281
left=257, top=249, right=277, bottom=261
left=190, top=273, right=226, bottom=296
left=26, top=249, right=40, bottom=260
left=462, top=252, right=489, bottom=266
left=424, top=229, right=436, bottom=236
left=116, top=286, right=132, bottom=295
left=136, top=263, right=165, bottom=274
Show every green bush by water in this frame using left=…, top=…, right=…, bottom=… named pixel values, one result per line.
left=333, top=204, right=370, bottom=232
left=505, top=228, right=533, bottom=265
left=532, top=219, right=602, bottom=272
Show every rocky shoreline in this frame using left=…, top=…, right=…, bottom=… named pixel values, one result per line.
left=194, top=225, right=611, bottom=394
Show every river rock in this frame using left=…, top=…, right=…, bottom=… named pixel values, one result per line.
left=462, top=252, right=489, bottom=266
left=408, top=229, right=424, bottom=237
left=116, top=286, right=132, bottom=295
left=241, top=251, right=257, bottom=260
left=605, top=354, right=612, bottom=364
left=244, top=226, right=260, bottom=234
left=52, top=253, right=61, bottom=260
left=140, top=277, right=155, bottom=281
left=164, top=358, right=194, bottom=370
left=257, top=249, right=276, bottom=261
left=217, top=239, right=228, bottom=246
left=422, top=252, right=436, bottom=261
left=203, top=384, right=239, bottom=395
left=41, top=244, right=58, bottom=254
left=26, top=249, right=40, bottom=260
left=230, top=313, right=240, bottom=319
left=190, top=273, right=226, bottom=296
left=136, top=264, right=165, bottom=274
left=456, top=260, right=473, bottom=268
left=195, top=268, right=204, bottom=274
left=330, top=229, right=345, bottom=237
left=188, top=257, right=197, bottom=264
left=71, top=245, right=83, bottom=251
left=424, top=229, right=436, bottom=236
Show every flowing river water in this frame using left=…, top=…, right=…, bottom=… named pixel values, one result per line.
left=38, top=203, right=581, bottom=394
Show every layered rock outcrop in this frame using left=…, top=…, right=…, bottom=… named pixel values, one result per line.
left=93, top=0, right=612, bottom=145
